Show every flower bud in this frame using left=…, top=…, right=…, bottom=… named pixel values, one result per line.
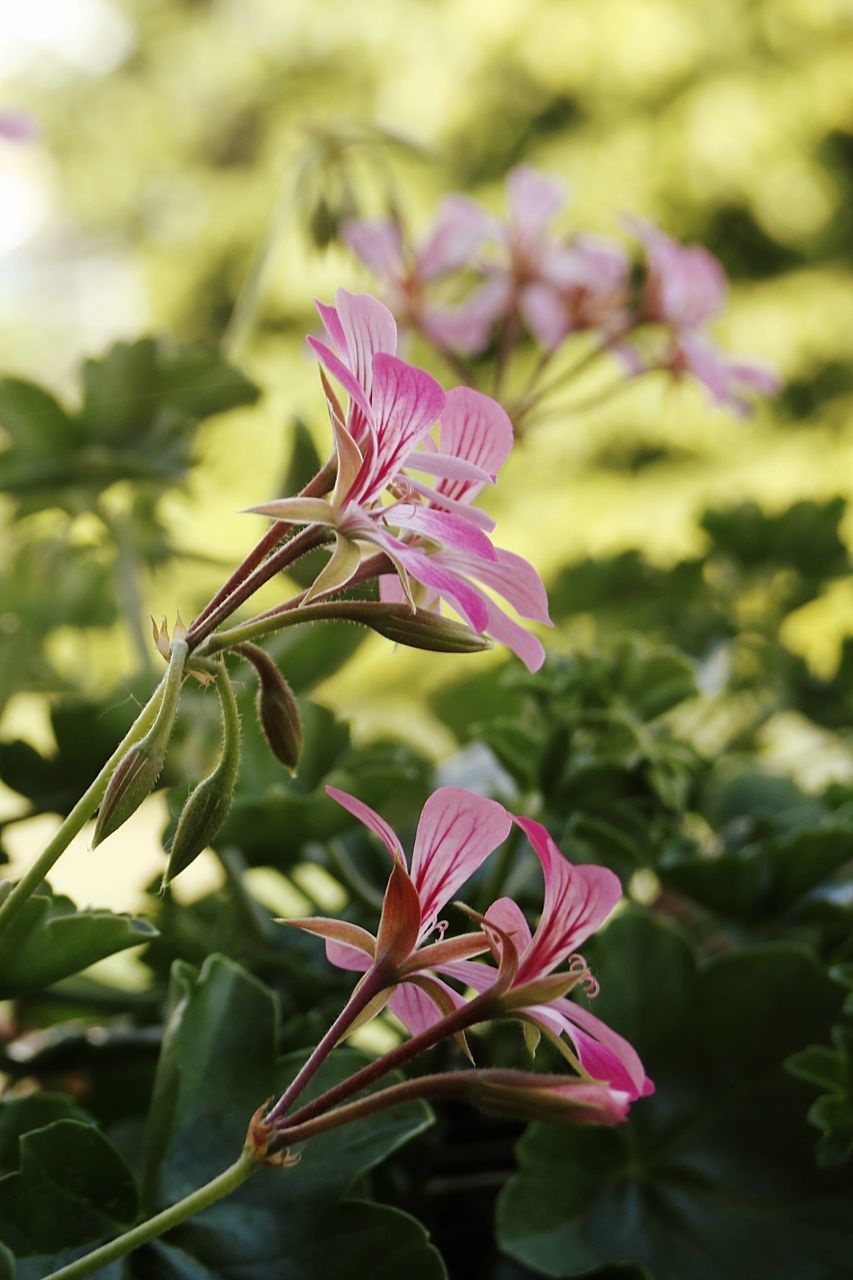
left=93, top=640, right=187, bottom=847
left=237, top=643, right=302, bottom=773
left=165, top=770, right=236, bottom=884
left=93, top=740, right=165, bottom=847
left=467, top=1071, right=630, bottom=1127
left=333, top=603, right=491, bottom=654
left=164, top=662, right=240, bottom=886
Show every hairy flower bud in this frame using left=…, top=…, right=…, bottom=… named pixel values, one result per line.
left=93, top=640, right=187, bottom=847
left=237, top=643, right=302, bottom=773
left=93, top=740, right=165, bottom=847
left=323, top=602, right=491, bottom=654
left=164, top=662, right=240, bottom=886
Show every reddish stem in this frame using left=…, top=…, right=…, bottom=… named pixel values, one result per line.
left=186, top=456, right=336, bottom=643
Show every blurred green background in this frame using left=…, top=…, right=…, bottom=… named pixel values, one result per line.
left=1, top=0, right=852, bottom=740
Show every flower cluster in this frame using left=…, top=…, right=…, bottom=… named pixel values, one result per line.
left=249, top=289, right=551, bottom=671
left=343, top=165, right=779, bottom=420
left=279, top=784, right=653, bottom=1131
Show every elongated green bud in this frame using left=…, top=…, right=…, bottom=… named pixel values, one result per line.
left=93, top=640, right=187, bottom=847
left=237, top=642, right=302, bottom=773
left=164, top=662, right=240, bottom=885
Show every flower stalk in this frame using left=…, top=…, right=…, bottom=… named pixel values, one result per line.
left=0, top=668, right=171, bottom=946
left=42, top=1148, right=259, bottom=1280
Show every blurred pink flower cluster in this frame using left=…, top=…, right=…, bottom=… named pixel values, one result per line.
left=342, top=165, right=779, bottom=419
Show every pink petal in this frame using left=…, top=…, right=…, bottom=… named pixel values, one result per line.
left=0, top=111, right=39, bottom=143
left=478, top=599, right=547, bottom=672
left=360, top=355, right=445, bottom=498
left=341, top=219, right=404, bottom=281
left=551, top=997, right=655, bottom=1100
left=307, top=336, right=373, bottom=422
left=335, top=288, right=398, bottom=399
left=506, top=166, right=568, bottom=245
left=514, top=818, right=623, bottom=978
left=437, top=547, right=552, bottom=624
left=387, top=977, right=466, bottom=1036
left=485, top=896, right=533, bottom=952
left=404, top=477, right=497, bottom=532
left=520, top=282, right=570, bottom=350
left=325, top=785, right=406, bottom=863
left=392, top=504, right=499, bottom=561
left=388, top=541, right=491, bottom=633
left=420, top=275, right=511, bottom=355
left=326, top=938, right=373, bottom=973
left=410, top=788, right=512, bottom=932
left=416, top=195, right=492, bottom=281
left=403, top=449, right=495, bottom=487
left=315, top=299, right=347, bottom=354
left=437, top=386, right=514, bottom=503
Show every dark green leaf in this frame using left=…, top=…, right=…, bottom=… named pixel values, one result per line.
left=0, top=885, right=158, bottom=997
left=0, top=1119, right=136, bottom=1278
left=498, top=914, right=852, bottom=1280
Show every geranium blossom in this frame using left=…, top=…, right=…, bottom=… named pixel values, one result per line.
left=343, top=198, right=494, bottom=354
left=250, top=289, right=551, bottom=669
left=441, top=817, right=654, bottom=1101
left=284, top=785, right=513, bottom=1033
left=622, top=216, right=780, bottom=413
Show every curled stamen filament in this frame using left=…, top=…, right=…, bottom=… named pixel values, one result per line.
left=567, top=952, right=600, bottom=998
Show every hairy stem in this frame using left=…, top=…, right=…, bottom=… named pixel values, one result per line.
left=186, top=457, right=335, bottom=641
left=186, top=524, right=329, bottom=651
left=0, top=671, right=170, bottom=943
left=43, top=1149, right=258, bottom=1280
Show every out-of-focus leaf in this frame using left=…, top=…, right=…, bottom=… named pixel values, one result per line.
left=498, top=913, right=852, bottom=1280
left=787, top=965, right=853, bottom=1166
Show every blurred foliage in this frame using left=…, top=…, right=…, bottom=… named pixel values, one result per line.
left=2, top=2, right=853, bottom=1278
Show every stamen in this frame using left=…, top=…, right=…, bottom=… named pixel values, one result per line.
left=567, top=952, right=600, bottom=998
left=434, top=919, right=449, bottom=941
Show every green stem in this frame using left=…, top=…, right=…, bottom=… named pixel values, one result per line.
left=0, top=672, right=169, bottom=944
left=202, top=598, right=390, bottom=654
left=43, top=1149, right=258, bottom=1280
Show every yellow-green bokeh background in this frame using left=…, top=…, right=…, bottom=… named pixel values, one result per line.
left=2, top=0, right=853, bottom=913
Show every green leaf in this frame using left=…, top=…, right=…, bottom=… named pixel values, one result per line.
left=138, top=953, right=442, bottom=1278
left=0, top=378, right=79, bottom=455
left=498, top=913, right=853, bottom=1280
left=0, top=1095, right=88, bottom=1168
left=0, top=1119, right=136, bottom=1279
left=0, top=885, right=158, bottom=997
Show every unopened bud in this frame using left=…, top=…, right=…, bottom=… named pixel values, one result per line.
left=468, top=1071, right=630, bottom=1127
left=337, top=603, right=491, bottom=654
left=93, top=641, right=187, bottom=847
left=237, top=643, right=302, bottom=773
left=164, top=661, right=240, bottom=886
left=165, top=770, right=236, bottom=884
left=93, top=740, right=165, bottom=847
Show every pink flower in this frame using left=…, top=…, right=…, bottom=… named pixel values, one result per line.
left=520, top=235, right=631, bottom=351
left=0, top=110, right=39, bottom=144
left=670, top=332, right=781, bottom=417
left=284, top=785, right=513, bottom=1033
left=627, top=216, right=727, bottom=330
left=250, top=290, right=550, bottom=667
left=343, top=197, right=494, bottom=354
left=622, top=217, right=780, bottom=413
left=442, top=818, right=654, bottom=1101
